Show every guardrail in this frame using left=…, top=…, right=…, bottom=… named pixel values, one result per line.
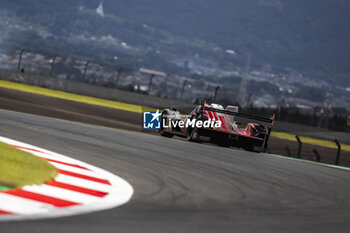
left=0, top=69, right=195, bottom=109
left=11, top=48, right=219, bottom=101
left=275, top=135, right=345, bottom=166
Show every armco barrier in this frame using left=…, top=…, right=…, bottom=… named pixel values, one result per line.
left=0, top=69, right=195, bottom=109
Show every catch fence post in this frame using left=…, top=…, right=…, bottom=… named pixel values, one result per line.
left=180, top=80, right=188, bottom=100
left=312, top=149, right=321, bottom=162
left=115, top=68, right=122, bottom=88
left=83, top=61, right=90, bottom=81
left=334, top=139, right=341, bottom=165
left=213, top=86, right=220, bottom=102
left=147, top=74, right=155, bottom=95
left=17, top=49, right=25, bottom=72
left=49, top=55, right=57, bottom=75
left=296, top=135, right=302, bottom=158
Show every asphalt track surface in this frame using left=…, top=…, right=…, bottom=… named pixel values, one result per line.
left=1, top=86, right=350, bottom=167
left=1, top=110, right=350, bottom=233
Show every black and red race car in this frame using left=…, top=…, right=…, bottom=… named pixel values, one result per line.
left=158, top=100, right=275, bottom=152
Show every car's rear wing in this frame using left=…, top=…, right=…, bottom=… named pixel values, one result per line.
left=200, top=100, right=275, bottom=152
left=200, top=100, right=275, bottom=127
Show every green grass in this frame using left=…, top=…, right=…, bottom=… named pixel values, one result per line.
left=264, top=152, right=350, bottom=170
left=0, top=185, right=11, bottom=191
left=0, top=142, right=58, bottom=189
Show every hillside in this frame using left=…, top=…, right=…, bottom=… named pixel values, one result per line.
left=1, top=0, right=350, bottom=84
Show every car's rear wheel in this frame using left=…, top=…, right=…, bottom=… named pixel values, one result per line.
left=217, top=137, right=231, bottom=147
left=212, top=134, right=230, bottom=147
left=243, top=144, right=261, bottom=153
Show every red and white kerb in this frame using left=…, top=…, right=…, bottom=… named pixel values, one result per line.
left=0, top=137, right=133, bottom=221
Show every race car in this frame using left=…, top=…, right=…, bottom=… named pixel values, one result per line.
left=158, top=100, right=275, bottom=152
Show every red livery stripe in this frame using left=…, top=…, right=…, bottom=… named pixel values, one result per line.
left=58, top=169, right=111, bottom=185
left=47, top=180, right=108, bottom=197
left=0, top=209, right=13, bottom=215
left=44, top=158, right=90, bottom=170
left=212, top=112, right=219, bottom=121
left=3, top=189, right=79, bottom=207
left=207, top=111, right=215, bottom=121
left=219, top=116, right=229, bottom=131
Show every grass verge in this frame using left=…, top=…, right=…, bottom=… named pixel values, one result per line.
left=271, top=131, right=350, bottom=152
left=0, top=142, right=58, bottom=189
left=264, top=152, right=350, bottom=171
left=0, top=80, right=155, bottom=113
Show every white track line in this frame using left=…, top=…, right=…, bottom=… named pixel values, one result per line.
left=54, top=174, right=112, bottom=192
left=48, top=162, right=105, bottom=179
left=14, top=149, right=80, bottom=165
left=0, top=193, right=54, bottom=215
left=22, top=185, right=101, bottom=204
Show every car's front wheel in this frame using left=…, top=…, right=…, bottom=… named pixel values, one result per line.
left=186, top=126, right=200, bottom=142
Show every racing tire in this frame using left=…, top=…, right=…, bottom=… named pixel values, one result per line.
left=243, top=144, right=260, bottom=153
left=217, top=138, right=231, bottom=147
left=212, top=134, right=230, bottom=147
left=186, top=126, right=200, bottom=142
